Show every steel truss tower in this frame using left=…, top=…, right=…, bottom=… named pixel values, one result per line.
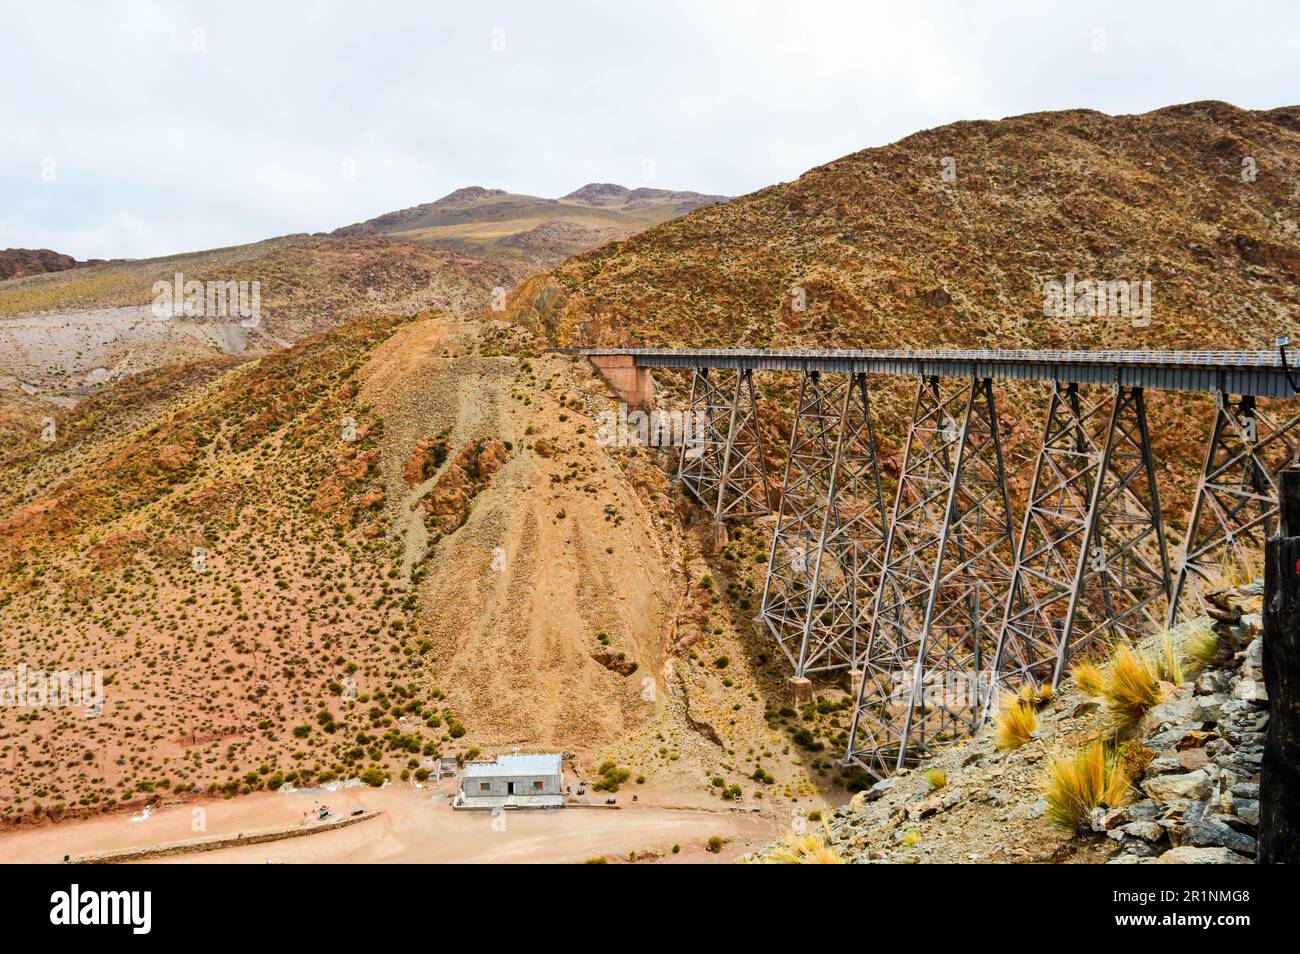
left=678, top=367, right=771, bottom=520
left=1169, top=393, right=1300, bottom=623
left=987, top=384, right=1172, bottom=709
left=759, top=371, right=888, bottom=677
left=846, top=375, right=1016, bottom=777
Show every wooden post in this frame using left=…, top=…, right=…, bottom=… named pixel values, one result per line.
left=1260, top=469, right=1300, bottom=863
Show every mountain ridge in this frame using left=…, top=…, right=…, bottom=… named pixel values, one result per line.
left=331, top=182, right=729, bottom=267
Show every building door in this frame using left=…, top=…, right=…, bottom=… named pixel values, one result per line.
left=507, top=782, right=515, bottom=795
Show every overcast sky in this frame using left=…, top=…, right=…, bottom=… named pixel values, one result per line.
left=2, top=0, right=1298, bottom=260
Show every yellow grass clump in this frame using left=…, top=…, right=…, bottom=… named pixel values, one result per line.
left=1100, top=643, right=1169, bottom=730
left=754, top=822, right=845, bottom=864
left=1043, top=741, right=1135, bottom=831
left=1071, top=659, right=1105, bottom=698
left=993, top=689, right=1039, bottom=751
left=1177, top=620, right=1220, bottom=675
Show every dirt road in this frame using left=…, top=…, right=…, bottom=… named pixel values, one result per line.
left=0, top=782, right=778, bottom=864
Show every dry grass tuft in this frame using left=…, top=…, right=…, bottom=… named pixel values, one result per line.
left=1100, top=643, right=1169, bottom=730
left=1071, top=659, right=1105, bottom=698
left=1172, top=619, right=1220, bottom=675
left=756, top=822, right=845, bottom=864
left=1043, top=740, right=1135, bottom=831
left=993, top=689, right=1039, bottom=751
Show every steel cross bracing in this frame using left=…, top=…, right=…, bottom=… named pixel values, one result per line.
left=845, top=375, right=1016, bottom=777
left=985, top=384, right=1172, bottom=711
left=759, top=371, right=888, bottom=677
left=678, top=367, right=771, bottom=520
left=1169, top=393, right=1300, bottom=623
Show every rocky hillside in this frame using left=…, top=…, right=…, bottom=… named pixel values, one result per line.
left=512, top=102, right=1299, bottom=352
left=744, top=584, right=1267, bottom=864
left=333, top=183, right=728, bottom=268
left=0, top=248, right=99, bottom=281
left=0, top=298, right=855, bottom=829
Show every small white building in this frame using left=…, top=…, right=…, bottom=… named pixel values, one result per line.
left=456, top=753, right=564, bottom=809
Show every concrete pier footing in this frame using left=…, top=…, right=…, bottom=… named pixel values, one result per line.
left=788, top=676, right=813, bottom=706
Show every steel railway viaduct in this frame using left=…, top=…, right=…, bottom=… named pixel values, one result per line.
left=558, top=347, right=1300, bottom=780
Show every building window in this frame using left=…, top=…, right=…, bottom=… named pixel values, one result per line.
left=533, top=780, right=544, bottom=791
left=479, top=782, right=491, bottom=792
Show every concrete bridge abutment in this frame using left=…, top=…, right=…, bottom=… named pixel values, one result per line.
left=587, top=355, right=655, bottom=410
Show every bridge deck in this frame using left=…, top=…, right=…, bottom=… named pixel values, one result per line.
left=555, top=348, right=1300, bottom=398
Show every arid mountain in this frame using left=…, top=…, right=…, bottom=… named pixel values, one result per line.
left=507, top=101, right=1300, bottom=519
left=332, top=183, right=729, bottom=268
left=511, top=102, right=1300, bottom=351
left=0, top=248, right=101, bottom=280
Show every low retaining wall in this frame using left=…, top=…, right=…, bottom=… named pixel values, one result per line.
left=66, top=810, right=381, bottom=864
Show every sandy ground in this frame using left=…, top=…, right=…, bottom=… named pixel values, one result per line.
left=0, top=777, right=777, bottom=864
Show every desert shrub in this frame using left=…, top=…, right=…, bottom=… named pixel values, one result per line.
left=593, top=762, right=631, bottom=792
left=752, top=823, right=843, bottom=864
left=993, top=688, right=1039, bottom=751
left=1043, top=741, right=1133, bottom=831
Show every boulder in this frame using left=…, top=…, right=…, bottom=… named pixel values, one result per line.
left=1143, top=698, right=1197, bottom=731
left=1183, top=807, right=1257, bottom=857
left=1121, top=821, right=1166, bottom=842
left=1228, top=799, right=1259, bottom=829
left=1232, top=677, right=1267, bottom=705
left=865, top=776, right=897, bottom=802
left=1142, top=769, right=1214, bottom=803
left=1155, top=846, right=1249, bottom=864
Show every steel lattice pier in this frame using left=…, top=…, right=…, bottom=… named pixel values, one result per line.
left=759, top=371, right=888, bottom=678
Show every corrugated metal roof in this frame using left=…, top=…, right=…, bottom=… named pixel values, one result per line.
left=462, top=753, right=563, bottom=778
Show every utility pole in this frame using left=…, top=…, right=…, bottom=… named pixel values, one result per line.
left=1260, top=468, right=1300, bottom=863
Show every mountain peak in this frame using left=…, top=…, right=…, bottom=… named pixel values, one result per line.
left=431, top=186, right=509, bottom=206
left=562, top=183, right=632, bottom=204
